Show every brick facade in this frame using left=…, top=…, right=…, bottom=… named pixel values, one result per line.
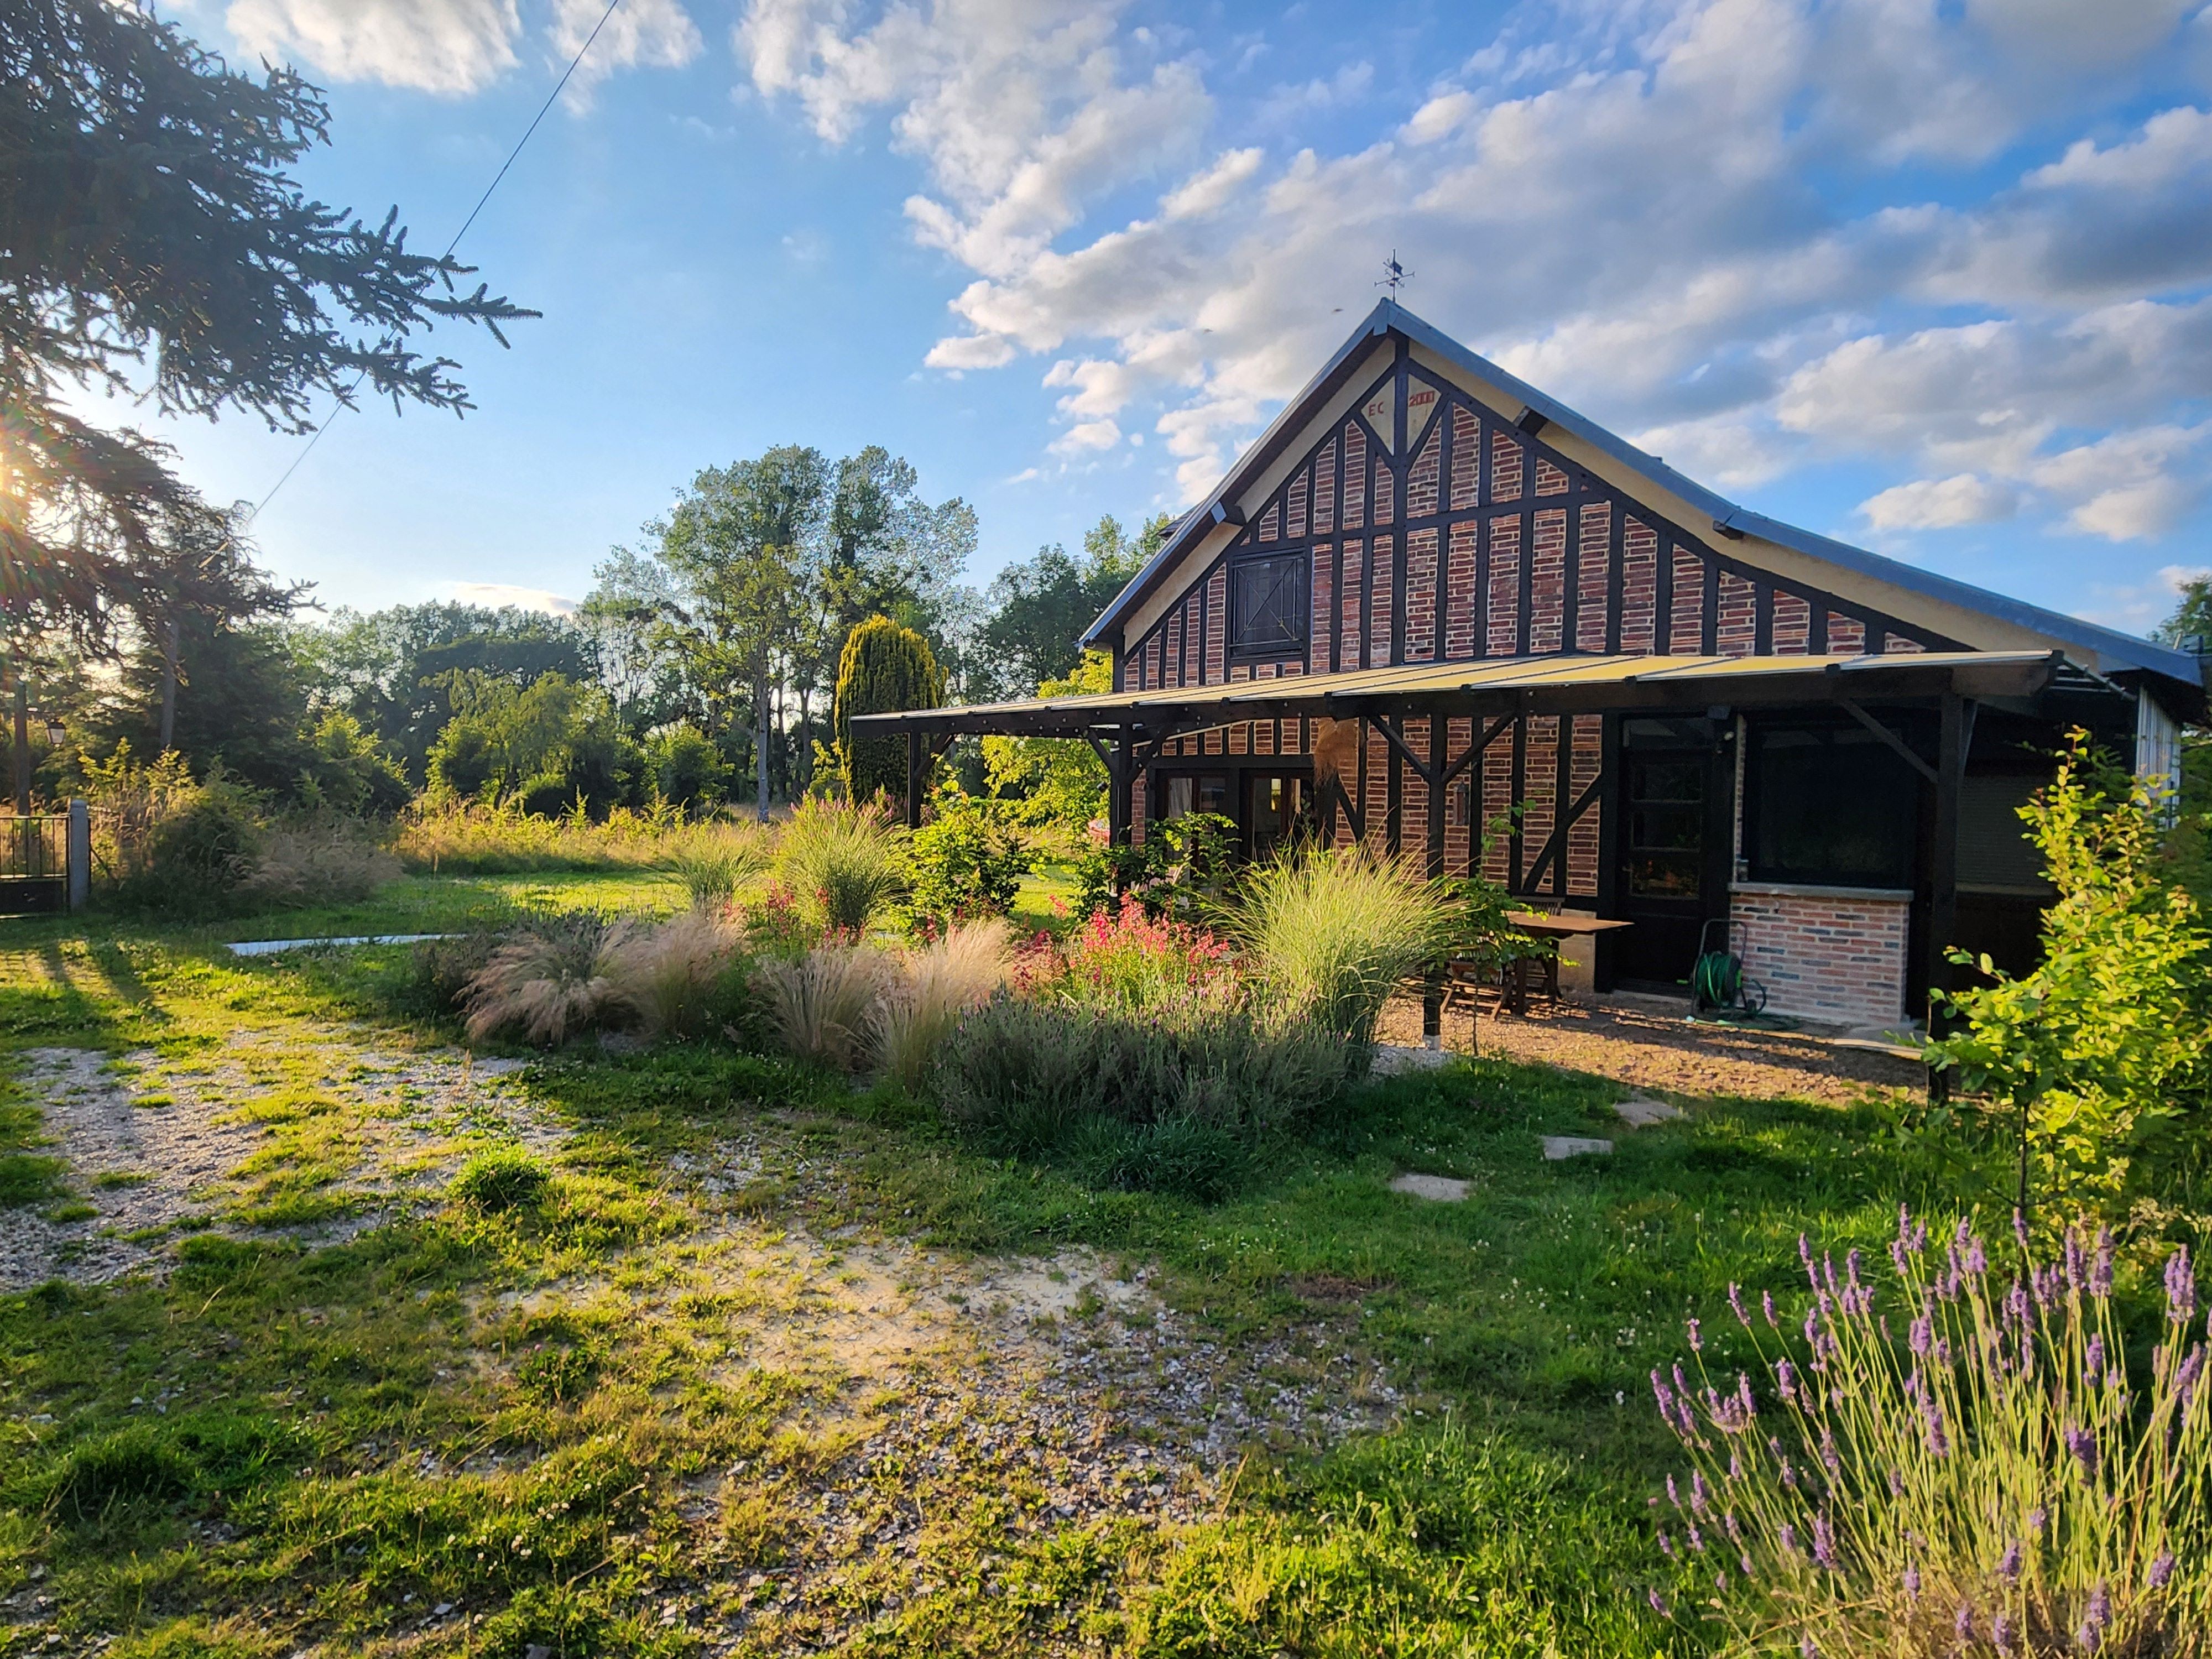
left=1729, top=885, right=1911, bottom=1027
left=1123, top=352, right=1947, bottom=894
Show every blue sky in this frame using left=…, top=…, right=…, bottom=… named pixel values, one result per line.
left=140, top=0, right=2212, bottom=637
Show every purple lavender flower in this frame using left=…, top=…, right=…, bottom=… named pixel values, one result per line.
left=2150, top=1552, right=2177, bottom=1590
left=1902, top=1562, right=1921, bottom=1600
left=1729, top=1451, right=1744, bottom=1483
left=2065, top=1425, right=2099, bottom=1480
left=2088, top=1584, right=2111, bottom=1628
left=1739, top=1551, right=1754, bottom=1578
left=1688, top=1317, right=1702, bottom=1353
left=1999, top=1539, right=2022, bottom=1582
left=2014, top=1209, right=2031, bottom=1253
left=1715, top=1570, right=1728, bottom=1594
left=1763, top=1288, right=1778, bottom=1328
left=1812, top=1514, right=1838, bottom=1570
left=1911, top=1314, right=1932, bottom=1356
left=2085, top=1334, right=2105, bottom=1384
left=2028, top=1507, right=2047, bottom=1537
left=1886, top=1467, right=1904, bottom=1498
left=1921, top=1391, right=1951, bottom=1458
left=1688, top=1522, right=1706, bottom=1553
left=1968, top=1232, right=1989, bottom=1276
left=2091, top=1228, right=2115, bottom=1297
left=1691, top=1471, right=1710, bottom=1515
left=1779, top=1522, right=1798, bottom=1556
left=1820, top=1427, right=1842, bottom=1474
left=1658, top=1529, right=1675, bottom=1559
left=2065, top=1226, right=2086, bottom=1293
left=1800, top=1636, right=1818, bottom=1659
left=1781, top=1461, right=1799, bottom=1490
left=2178, top=1343, right=2205, bottom=1409
left=1955, top=1603, right=1975, bottom=1642
left=1729, top=1282, right=1749, bottom=1328
left=1666, top=1473, right=1682, bottom=1509
left=1738, top=1372, right=1757, bottom=1420
left=2167, top=1247, right=2198, bottom=1322
left=1647, top=1588, right=1669, bottom=1615
left=1724, top=1510, right=1743, bottom=1542
left=1995, top=1611, right=2016, bottom=1653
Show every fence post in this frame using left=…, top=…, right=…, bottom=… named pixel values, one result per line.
left=67, top=798, right=90, bottom=914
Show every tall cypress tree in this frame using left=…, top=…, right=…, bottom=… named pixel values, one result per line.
left=832, top=615, right=944, bottom=804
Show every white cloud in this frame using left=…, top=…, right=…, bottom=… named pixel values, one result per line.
left=1859, top=473, right=2018, bottom=531
left=225, top=0, right=697, bottom=101
left=447, top=581, right=579, bottom=614
left=227, top=0, right=520, bottom=95
left=551, top=0, right=702, bottom=108
left=737, top=0, right=2212, bottom=541
left=1050, top=418, right=1122, bottom=454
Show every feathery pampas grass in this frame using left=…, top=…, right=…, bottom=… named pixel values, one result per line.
left=873, top=919, right=1014, bottom=1090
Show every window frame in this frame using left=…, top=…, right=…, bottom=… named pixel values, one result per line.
left=1743, top=712, right=1927, bottom=890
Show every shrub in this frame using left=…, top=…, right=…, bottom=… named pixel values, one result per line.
left=461, top=917, right=633, bottom=1046
left=872, top=919, right=1013, bottom=1091
left=1927, top=734, right=2212, bottom=1219
left=1073, top=810, right=1238, bottom=922
left=665, top=820, right=774, bottom=912
left=1063, top=893, right=1234, bottom=1011
left=1648, top=1210, right=2212, bottom=1658
left=776, top=796, right=909, bottom=935
left=648, top=723, right=731, bottom=808
left=832, top=614, right=945, bottom=804
left=1064, top=1114, right=1246, bottom=1203
left=602, top=909, right=745, bottom=1039
left=451, top=1146, right=551, bottom=1211
left=934, top=993, right=1346, bottom=1193
left=237, top=823, right=401, bottom=906
left=906, top=790, right=1030, bottom=927
left=740, top=880, right=813, bottom=954
left=755, top=943, right=892, bottom=1070
left=94, top=756, right=267, bottom=914
left=1229, top=847, right=1459, bottom=1052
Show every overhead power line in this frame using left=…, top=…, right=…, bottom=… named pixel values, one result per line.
left=244, top=0, right=627, bottom=526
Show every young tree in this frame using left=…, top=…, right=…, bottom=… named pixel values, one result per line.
left=1, top=0, right=530, bottom=639
left=656, top=448, right=827, bottom=822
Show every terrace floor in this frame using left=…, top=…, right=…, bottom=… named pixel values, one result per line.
left=1375, top=988, right=1925, bottom=1106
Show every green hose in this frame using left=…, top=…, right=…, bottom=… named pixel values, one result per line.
left=1691, top=950, right=1740, bottom=1011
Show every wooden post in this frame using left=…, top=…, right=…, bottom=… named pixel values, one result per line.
left=67, top=798, right=89, bottom=914
left=1108, top=731, right=1134, bottom=846
left=905, top=731, right=924, bottom=829
left=1927, top=693, right=1968, bottom=1051
left=1423, top=713, right=1447, bottom=1048
left=1593, top=713, right=1622, bottom=994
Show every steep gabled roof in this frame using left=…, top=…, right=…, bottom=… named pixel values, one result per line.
left=1083, top=300, right=2206, bottom=711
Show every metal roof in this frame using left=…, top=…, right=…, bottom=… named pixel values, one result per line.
left=1081, top=301, right=2205, bottom=706
left=850, top=650, right=2064, bottom=739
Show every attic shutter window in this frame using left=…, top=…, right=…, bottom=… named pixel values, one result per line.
left=1229, top=555, right=1307, bottom=654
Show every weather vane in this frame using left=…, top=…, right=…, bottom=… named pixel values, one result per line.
left=1378, top=250, right=1411, bottom=294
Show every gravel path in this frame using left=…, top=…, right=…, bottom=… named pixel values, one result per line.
left=1376, top=988, right=1922, bottom=1104
left=2, top=1036, right=560, bottom=1291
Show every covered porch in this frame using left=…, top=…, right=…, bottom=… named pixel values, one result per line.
left=853, top=649, right=2114, bottom=1027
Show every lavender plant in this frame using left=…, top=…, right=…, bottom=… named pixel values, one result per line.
left=1650, top=1210, right=2211, bottom=1656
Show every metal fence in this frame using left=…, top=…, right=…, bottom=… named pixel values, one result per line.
left=1, top=807, right=86, bottom=915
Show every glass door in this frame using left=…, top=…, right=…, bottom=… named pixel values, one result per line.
left=1613, top=721, right=1724, bottom=989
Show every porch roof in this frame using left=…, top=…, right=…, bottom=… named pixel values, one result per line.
left=848, top=649, right=2067, bottom=741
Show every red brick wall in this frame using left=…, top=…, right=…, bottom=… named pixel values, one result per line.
left=1730, top=887, right=1910, bottom=1026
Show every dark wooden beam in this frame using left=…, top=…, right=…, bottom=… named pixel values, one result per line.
left=905, top=731, right=924, bottom=830
left=1928, top=694, right=1969, bottom=1040
left=1594, top=712, right=1623, bottom=992
left=1836, top=698, right=1938, bottom=785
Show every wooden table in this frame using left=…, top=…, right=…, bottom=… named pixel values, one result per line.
left=1494, top=911, right=1635, bottom=1013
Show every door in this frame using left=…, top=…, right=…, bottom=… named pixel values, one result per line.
left=1246, top=773, right=1311, bottom=859
left=1613, top=720, right=1729, bottom=989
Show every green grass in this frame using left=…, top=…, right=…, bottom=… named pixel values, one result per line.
left=0, top=876, right=2023, bottom=1656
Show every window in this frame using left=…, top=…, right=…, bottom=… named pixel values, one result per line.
left=1163, top=773, right=1229, bottom=820
left=1228, top=555, right=1307, bottom=654
left=1746, top=717, right=1922, bottom=888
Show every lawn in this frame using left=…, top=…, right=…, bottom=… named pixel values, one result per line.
left=0, top=879, right=2002, bottom=1658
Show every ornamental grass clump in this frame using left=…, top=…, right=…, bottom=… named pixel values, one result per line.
left=461, top=916, right=635, bottom=1047
left=1229, top=848, right=1458, bottom=1051
left=1649, top=1208, right=2211, bottom=1657
left=871, top=919, right=1014, bottom=1091
left=776, top=797, right=909, bottom=935
left=664, top=821, right=774, bottom=912
left=755, top=943, right=892, bottom=1071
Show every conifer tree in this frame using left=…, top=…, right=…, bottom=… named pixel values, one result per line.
left=832, top=615, right=943, bottom=805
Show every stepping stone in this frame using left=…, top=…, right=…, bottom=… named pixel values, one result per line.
left=1389, top=1172, right=1470, bottom=1203
left=1542, top=1136, right=1614, bottom=1160
left=1370, top=1044, right=1454, bottom=1074
left=1614, top=1095, right=1683, bottom=1127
